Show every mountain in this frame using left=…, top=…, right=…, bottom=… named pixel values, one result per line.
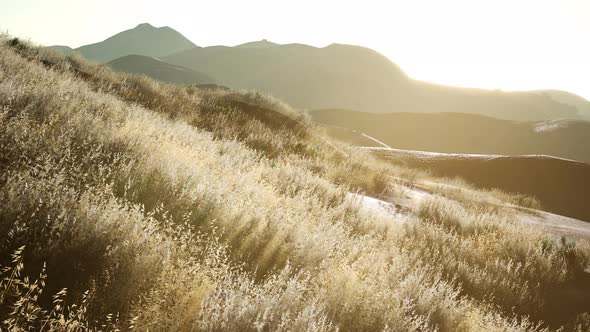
left=163, top=43, right=584, bottom=121
left=404, top=83, right=582, bottom=121
left=368, top=147, right=590, bottom=222
left=107, top=54, right=215, bottom=85
left=47, top=24, right=588, bottom=121
left=311, top=109, right=590, bottom=163
left=537, top=90, right=590, bottom=120
left=164, top=43, right=414, bottom=113
left=50, top=23, right=196, bottom=63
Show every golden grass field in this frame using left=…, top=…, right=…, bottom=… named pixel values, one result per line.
left=1, top=37, right=589, bottom=331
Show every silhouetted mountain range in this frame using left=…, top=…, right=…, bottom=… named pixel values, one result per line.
left=164, top=45, right=589, bottom=121
left=108, top=54, right=215, bottom=85
left=312, top=109, right=590, bottom=163
left=48, top=23, right=590, bottom=121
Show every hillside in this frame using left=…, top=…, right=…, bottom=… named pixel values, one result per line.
left=49, top=23, right=196, bottom=63
left=2, top=37, right=590, bottom=331
left=163, top=41, right=587, bottom=121
left=108, top=54, right=215, bottom=85
left=538, top=90, right=590, bottom=120
left=366, top=147, right=590, bottom=222
left=311, top=109, right=590, bottom=163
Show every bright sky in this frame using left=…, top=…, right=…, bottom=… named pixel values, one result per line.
left=2, top=0, right=589, bottom=99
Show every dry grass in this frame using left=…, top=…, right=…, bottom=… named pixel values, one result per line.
left=0, top=37, right=589, bottom=331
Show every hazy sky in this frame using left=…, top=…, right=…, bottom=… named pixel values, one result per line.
left=2, top=0, right=589, bottom=99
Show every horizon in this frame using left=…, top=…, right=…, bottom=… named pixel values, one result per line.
left=1, top=0, right=589, bottom=100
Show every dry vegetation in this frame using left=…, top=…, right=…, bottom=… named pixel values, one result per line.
left=1, top=37, right=589, bottom=331
left=424, top=176, right=543, bottom=212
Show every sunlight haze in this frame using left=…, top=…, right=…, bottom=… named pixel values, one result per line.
left=1, top=0, right=589, bottom=99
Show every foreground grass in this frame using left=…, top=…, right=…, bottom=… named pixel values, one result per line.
left=0, top=37, right=589, bottom=331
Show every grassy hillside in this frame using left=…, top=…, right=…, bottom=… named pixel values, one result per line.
left=108, top=54, right=215, bottom=85
left=2, top=37, right=590, bottom=331
left=367, top=148, right=590, bottom=222
left=311, top=109, right=590, bottom=163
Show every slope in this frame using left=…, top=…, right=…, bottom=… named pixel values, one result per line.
left=311, top=109, right=590, bottom=163
left=108, top=54, right=215, bottom=85
left=538, top=90, right=590, bottom=120
left=367, top=147, right=590, bottom=221
left=2, top=36, right=590, bottom=331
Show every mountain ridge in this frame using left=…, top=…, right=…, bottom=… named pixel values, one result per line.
left=47, top=23, right=590, bottom=121
left=163, top=39, right=588, bottom=121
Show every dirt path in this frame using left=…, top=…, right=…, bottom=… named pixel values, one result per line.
left=360, top=133, right=391, bottom=149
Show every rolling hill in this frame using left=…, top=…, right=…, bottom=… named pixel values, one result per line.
left=367, top=147, right=590, bottom=222
left=311, top=109, right=590, bottom=163
left=48, top=23, right=196, bottom=63
left=107, top=54, right=215, bottom=85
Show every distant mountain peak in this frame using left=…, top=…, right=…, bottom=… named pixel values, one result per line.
left=236, top=39, right=279, bottom=48
left=69, top=23, right=197, bottom=63
left=134, top=23, right=156, bottom=29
